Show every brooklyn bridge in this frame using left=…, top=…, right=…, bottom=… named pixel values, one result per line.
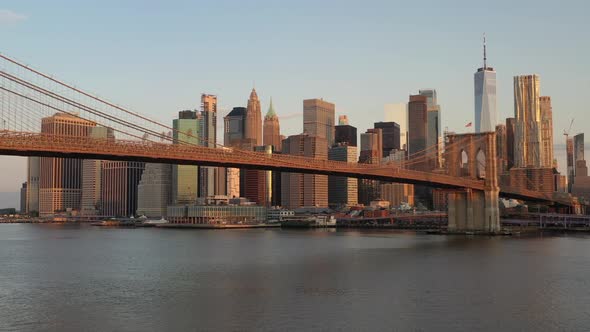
left=0, top=53, right=574, bottom=232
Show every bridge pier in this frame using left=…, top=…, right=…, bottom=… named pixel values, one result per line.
left=448, top=189, right=500, bottom=233
left=445, top=132, right=501, bottom=233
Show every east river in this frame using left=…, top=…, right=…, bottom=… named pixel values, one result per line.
left=1, top=224, right=590, bottom=331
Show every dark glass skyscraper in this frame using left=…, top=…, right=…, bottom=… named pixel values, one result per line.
left=335, top=125, right=357, bottom=147
left=374, top=121, right=400, bottom=157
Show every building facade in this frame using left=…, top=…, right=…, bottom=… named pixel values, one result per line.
left=281, top=134, right=328, bottom=209
left=263, top=98, right=281, bottom=151
left=408, top=94, right=428, bottom=169
left=136, top=163, right=172, bottom=218
left=167, top=204, right=267, bottom=224
left=374, top=121, right=400, bottom=157
left=335, top=124, right=357, bottom=147
left=39, top=113, right=96, bottom=215
left=514, top=75, right=542, bottom=168
left=574, top=133, right=584, bottom=174
left=20, top=182, right=27, bottom=213
left=380, top=183, right=415, bottom=208
left=172, top=110, right=200, bottom=204
left=26, top=156, right=40, bottom=215
left=199, top=94, right=221, bottom=197
left=506, top=118, right=516, bottom=170
left=100, top=161, right=145, bottom=217
left=495, top=124, right=508, bottom=174
left=245, top=89, right=263, bottom=146
left=80, top=127, right=114, bottom=216
left=474, top=38, right=497, bottom=133
left=539, top=96, right=554, bottom=168
left=567, top=137, right=575, bottom=192
left=303, top=98, right=335, bottom=148
left=359, top=128, right=383, bottom=205
left=328, top=145, right=358, bottom=208
left=420, top=89, right=441, bottom=169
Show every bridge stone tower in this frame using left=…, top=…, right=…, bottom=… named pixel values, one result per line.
left=445, top=132, right=500, bottom=233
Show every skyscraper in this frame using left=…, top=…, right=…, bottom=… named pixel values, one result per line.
left=281, top=134, right=328, bottom=209
left=335, top=124, right=357, bottom=147
left=574, top=133, right=585, bottom=174
left=474, top=36, right=497, bottom=133
left=242, top=89, right=266, bottom=204
left=359, top=128, right=383, bottom=164
left=567, top=137, right=574, bottom=191
left=420, top=89, right=441, bottom=169
left=26, top=156, right=39, bottom=215
left=20, top=182, right=27, bottom=213
left=81, top=127, right=114, bottom=216
left=408, top=94, right=431, bottom=207
left=224, top=107, right=247, bottom=146
left=199, top=94, right=220, bottom=197
left=39, top=113, right=96, bottom=215
left=263, top=98, right=281, bottom=151
left=328, top=145, right=358, bottom=207
left=224, top=106, right=247, bottom=198
left=262, top=99, right=282, bottom=206
left=359, top=128, right=383, bottom=205
left=374, top=121, right=400, bottom=157
left=495, top=124, right=508, bottom=173
left=408, top=94, right=428, bottom=169
left=506, top=118, right=516, bottom=170
left=172, top=110, right=199, bottom=204
left=136, top=163, right=172, bottom=218
left=245, top=89, right=262, bottom=146
left=303, top=98, right=335, bottom=148
left=539, top=96, right=554, bottom=168
left=514, top=74, right=542, bottom=168
left=100, top=161, right=145, bottom=217
left=384, top=103, right=407, bottom=149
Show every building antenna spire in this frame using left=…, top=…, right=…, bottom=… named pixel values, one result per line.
left=483, top=33, right=487, bottom=69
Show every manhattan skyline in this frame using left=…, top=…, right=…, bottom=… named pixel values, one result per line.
left=0, top=0, right=589, bottom=194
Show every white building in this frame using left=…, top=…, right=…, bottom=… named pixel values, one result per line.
left=474, top=36, right=497, bottom=133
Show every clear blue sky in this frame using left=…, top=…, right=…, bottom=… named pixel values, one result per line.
left=1, top=0, right=589, bottom=197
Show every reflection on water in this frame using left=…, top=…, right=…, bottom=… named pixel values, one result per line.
left=1, top=224, right=590, bottom=331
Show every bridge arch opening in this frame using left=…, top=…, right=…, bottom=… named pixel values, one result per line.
left=476, top=149, right=486, bottom=179
left=460, top=150, right=469, bottom=176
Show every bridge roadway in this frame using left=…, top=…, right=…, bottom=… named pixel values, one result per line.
left=0, top=131, right=557, bottom=204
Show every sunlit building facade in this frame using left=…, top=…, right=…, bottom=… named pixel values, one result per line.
left=539, top=96, right=554, bottom=168
left=199, top=94, right=221, bottom=197
left=514, top=74, right=542, bottom=168
left=100, top=161, right=145, bottom=217
left=39, top=113, right=96, bottom=216
left=303, top=98, right=335, bottom=148
left=474, top=62, right=497, bottom=132
left=263, top=98, right=281, bottom=151
left=172, top=110, right=200, bottom=204
left=328, top=145, right=358, bottom=208
left=281, top=134, right=328, bottom=209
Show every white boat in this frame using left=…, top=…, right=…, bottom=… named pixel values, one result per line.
left=143, top=218, right=169, bottom=225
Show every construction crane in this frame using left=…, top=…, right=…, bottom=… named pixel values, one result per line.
left=564, top=118, right=574, bottom=140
